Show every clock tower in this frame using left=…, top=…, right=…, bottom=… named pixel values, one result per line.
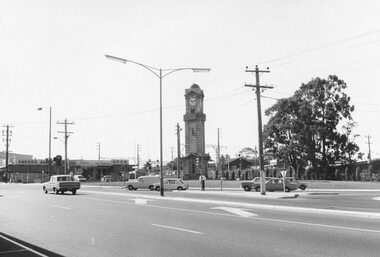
left=182, top=84, right=209, bottom=179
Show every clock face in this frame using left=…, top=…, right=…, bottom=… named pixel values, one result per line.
left=189, top=97, right=196, bottom=106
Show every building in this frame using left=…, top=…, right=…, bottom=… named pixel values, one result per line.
left=3, top=158, right=135, bottom=183
left=182, top=84, right=210, bottom=179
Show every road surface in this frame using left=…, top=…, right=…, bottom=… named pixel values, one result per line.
left=1, top=183, right=379, bottom=257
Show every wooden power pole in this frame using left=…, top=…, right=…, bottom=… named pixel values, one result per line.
left=245, top=65, right=272, bottom=195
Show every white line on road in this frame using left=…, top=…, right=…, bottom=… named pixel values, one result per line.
left=0, top=234, right=49, bottom=257
left=132, top=198, right=148, bottom=205
left=152, top=224, right=204, bottom=235
left=211, top=207, right=257, bottom=218
left=373, top=197, right=380, bottom=201
left=50, top=204, right=71, bottom=210
left=256, top=216, right=380, bottom=234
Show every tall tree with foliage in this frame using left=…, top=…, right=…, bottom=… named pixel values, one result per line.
left=264, top=75, right=357, bottom=179
left=264, top=97, right=306, bottom=174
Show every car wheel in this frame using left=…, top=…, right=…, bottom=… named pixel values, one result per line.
left=43, top=187, right=48, bottom=194
left=285, top=187, right=290, bottom=192
left=149, top=185, right=154, bottom=191
left=54, top=188, right=59, bottom=195
left=255, top=186, right=260, bottom=192
left=127, top=185, right=134, bottom=190
left=243, top=186, right=251, bottom=192
left=155, top=186, right=160, bottom=191
left=72, top=190, right=76, bottom=195
left=177, top=187, right=183, bottom=191
left=300, top=185, right=306, bottom=190
left=61, top=191, right=64, bottom=194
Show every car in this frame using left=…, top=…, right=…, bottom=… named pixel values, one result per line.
left=126, top=175, right=160, bottom=190
left=153, top=178, right=189, bottom=191
left=42, top=175, right=80, bottom=195
left=101, top=175, right=113, bottom=182
left=73, top=175, right=86, bottom=182
left=241, top=177, right=271, bottom=191
left=251, top=177, right=307, bottom=192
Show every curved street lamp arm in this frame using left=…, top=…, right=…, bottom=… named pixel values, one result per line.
left=105, top=54, right=160, bottom=78
left=162, top=68, right=211, bottom=78
left=162, top=68, right=193, bottom=78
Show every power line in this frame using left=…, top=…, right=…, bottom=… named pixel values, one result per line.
left=258, top=28, right=380, bottom=65
left=275, top=38, right=380, bottom=67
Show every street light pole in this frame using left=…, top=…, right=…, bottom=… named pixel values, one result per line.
left=159, top=69, right=165, bottom=196
left=38, top=107, right=52, bottom=177
left=48, top=107, right=52, bottom=176
left=105, top=54, right=210, bottom=196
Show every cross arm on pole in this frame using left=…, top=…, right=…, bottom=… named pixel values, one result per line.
left=245, top=84, right=274, bottom=89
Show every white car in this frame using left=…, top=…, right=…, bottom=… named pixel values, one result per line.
left=73, top=175, right=86, bottom=182
left=154, top=178, right=189, bottom=191
left=126, top=176, right=160, bottom=190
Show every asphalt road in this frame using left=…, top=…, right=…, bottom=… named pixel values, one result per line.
left=1, top=183, right=380, bottom=257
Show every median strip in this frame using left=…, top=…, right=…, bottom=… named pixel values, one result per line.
left=82, top=189, right=380, bottom=219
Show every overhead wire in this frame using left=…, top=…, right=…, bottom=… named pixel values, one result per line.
left=258, top=28, right=380, bottom=65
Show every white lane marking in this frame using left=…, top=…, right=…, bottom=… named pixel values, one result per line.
left=211, top=207, right=257, bottom=218
left=152, top=224, right=203, bottom=235
left=132, top=198, right=148, bottom=205
left=373, top=197, right=380, bottom=201
left=0, top=234, right=49, bottom=257
left=50, top=204, right=71, bottom=210
left=256, top=216, right=380, bottom=234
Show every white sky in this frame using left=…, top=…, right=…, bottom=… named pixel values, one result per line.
left=1, top=0, right=380, bottom=163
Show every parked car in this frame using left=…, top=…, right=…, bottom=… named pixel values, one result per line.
left=255, top=177, right=307, bottom=192
left=43, top=175, right=80, bottom=195
left=74, top=175, right=86, bottom=182
left=241, top=177, right=271, bottom=192
left=101, top=175, right=113, bottom=182
left=241, top=177, right=307, bottom=192
left=154, top=178, right=189, bottom=191
left=126, top=175, right=160, bottom=190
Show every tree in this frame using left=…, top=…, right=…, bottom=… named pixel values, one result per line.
left=264, top=96, right=306, bottom=174
left=144, top=160, right=152, bottom=172
left=264, top=75, right=357, bottom=179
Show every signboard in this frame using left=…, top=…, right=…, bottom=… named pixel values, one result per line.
left=270, top=159, right=278, bottom=166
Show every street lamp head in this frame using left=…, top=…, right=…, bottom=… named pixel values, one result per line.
left=105, top=54, right=128, bottom=64
left=192, top=68, right=211, bottom=73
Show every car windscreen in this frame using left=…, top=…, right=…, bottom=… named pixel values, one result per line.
left=57, top=176, right=73, bottom=181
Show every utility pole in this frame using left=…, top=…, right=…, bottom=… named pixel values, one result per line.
left=366, top=135, right=373, bottom=181
left=245, top=65, right=272, bottom=195
left=366, top=135, right=372, bottom=161
left=57, top=119, right=74, bottom=174
left=176, top=123, right=182, bottom=179
left=2, top=125, right=13, bottom=183
left=217, top=128, right=221, bottom=179
left=97, top=142, right=101, bottom=163
left=136, top=144, right=141, bottom=170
